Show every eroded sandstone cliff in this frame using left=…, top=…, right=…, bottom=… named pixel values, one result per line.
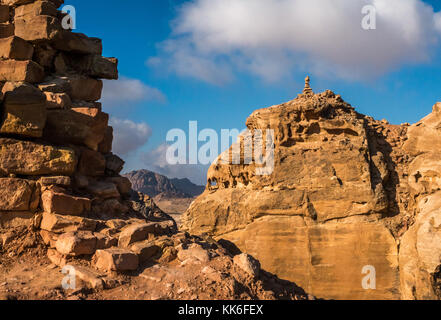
left=183, top=80, right=441, bottom=300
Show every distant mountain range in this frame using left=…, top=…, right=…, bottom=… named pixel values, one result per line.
left=123, top=169, right=205, bottom=198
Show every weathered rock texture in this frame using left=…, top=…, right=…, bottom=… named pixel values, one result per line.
left=0, top=0, right=183, bottom=265
left=0, top=1, right=308, bottom=301
left=183, top=80, right=441, bottom=300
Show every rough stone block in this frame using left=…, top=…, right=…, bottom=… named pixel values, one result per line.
left=0, top=178, right=39, bottom=211
left=78, top=148, right=106, bottom=177
left=93, top=248, right=139, bottom=272
left=118, top=223, right=157, bottom=248
left=14, top=1, right=58, bottom=19
left=0, top=36, right=33, bottom=60
left=41, top=190, right=91, bottom=216
left=0, top=23, right=14, bottom=38
left=0, top=81, right=47, bottom=137
left=53, top=31, right=102, bottom=55
left=0, top=138, right=76, bottom=176
left=0, top=60, right=45, bottom=83
left=55, top=231, right=97, bottom=256
left=14, top=15, right=61, bottom=42
left=0, top=5, right=9, bottom=23
left=40, top=212, right=97, bottom=234
left=44, top=107, right=108, bottom=151
left=86, top=181, right=120, bottom=199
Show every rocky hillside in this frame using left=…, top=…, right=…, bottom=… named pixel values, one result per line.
left=0, top=0, right=308, bottom=301
left=183, top=78, right=441, bottom=300
left=124, top=170, right=204, bottom=217
left=124, top=170, right=204, bottom=198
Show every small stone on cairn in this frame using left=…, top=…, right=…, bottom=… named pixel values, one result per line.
left=303, top=76, right=314, bottom=96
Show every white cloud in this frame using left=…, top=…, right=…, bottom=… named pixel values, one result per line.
left=102, top=76, right=166, bottom=106
left=435, top=11, right=441, bottom=33
left=110, top=118, right=152, bottom=156
left=141, top=144, right=208, bottom=185
left=150, top=0, right=441, bottom=83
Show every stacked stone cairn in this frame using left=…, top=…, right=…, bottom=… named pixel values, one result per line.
left=0, top=0, right=177, bottom=277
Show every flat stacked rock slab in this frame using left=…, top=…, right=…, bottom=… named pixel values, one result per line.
left=183, top=82, right=441, bottom=300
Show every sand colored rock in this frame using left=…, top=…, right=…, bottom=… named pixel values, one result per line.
left=184, top=82, right=441, bottom=300
left=44, top=107, right=108, bottom=151
left=3, top=0, right=441, bottom=301
left=0, top=36, right=33, bottom=59
left=93, top=248, right=139, bottom=272
left=0, top=178, right=39, bottom=211
left=0, top=60, right=44, bottom=82
left=55, top=231, right=97, bottom=256
left=41, top=190, right=91, bottom=216
left=0, top=138, right=76, bottom=176
left=0, top=81, right=46, bottom=137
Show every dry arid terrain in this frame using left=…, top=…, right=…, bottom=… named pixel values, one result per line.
left=0, top=0, right=441, bottom=302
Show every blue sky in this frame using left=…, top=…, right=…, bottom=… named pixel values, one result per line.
left=67, top=0, right=441, bottom=184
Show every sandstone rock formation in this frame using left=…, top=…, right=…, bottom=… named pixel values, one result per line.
left=183, top=78, right=441, bottom=300
left=0, top=0, right=308, bottom=301
left=0, top=0, right=164, bottom=268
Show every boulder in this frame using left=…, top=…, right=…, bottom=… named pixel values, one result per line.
left=14, top=14, right=61, bottom=42
left=55, top=52, right=118, bottom=79
left=118, top=223, right=157, bottom=248
left=67, top=76, right=103, bottom=101
left=93, top=248, right=139, bottom=272
left=55, top=231, right=97, bottom=256
left=41, top=190, right=91, bottom=216
left=0, top=36, right=33, bottom=60
left=37, top=75, right=103, bottom=101
left=130, top=241, right=160, bottom=263
left=95, top=232, right=118, bottom=250
left=98, top=126, right=113, bottom=154
left=44, top=107, right=108, bottom=151
left=105, top=153, right=124, bottom=175
left=0, top=81, right=46, bottom=137
left=40, top=212, right=97, bottom=234
left=0, top=178, right=39, bottom=211
left=39, top=229, right=58, bottom=247
left=0, top=138, right=76, bottom=176
left=14, top=1, right=58, bottom=19
left=0, top=60, right=44, bottom=83
left=86, top=181, right=120, bottom=199
left=106, top=177, right=132, bottom=196
left=233, top=253, right=261, bottom=278
left=78, top=148, right=106, bottom=177
left=71, top=265, right=104, bottom=290
left=33, top=43, right=56, bottom=68
left=52, top=31, right=102, bottom=55
left=177, top=244, right=210, bottom=263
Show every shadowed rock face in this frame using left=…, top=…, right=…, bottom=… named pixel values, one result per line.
left=183, top=88, right=441, bottom=300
